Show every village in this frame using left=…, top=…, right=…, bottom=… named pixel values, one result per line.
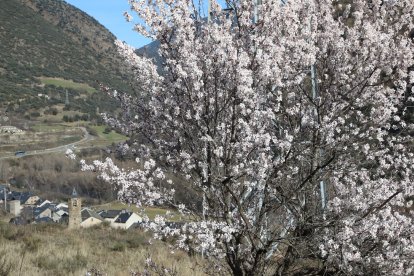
left=0, top=183, right=143, bottom=229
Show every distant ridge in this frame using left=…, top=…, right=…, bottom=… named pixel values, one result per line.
left=135, top=40, right=164, bottom=74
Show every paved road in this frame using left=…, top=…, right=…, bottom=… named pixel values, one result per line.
left=0, top=127, right=95, bottom=161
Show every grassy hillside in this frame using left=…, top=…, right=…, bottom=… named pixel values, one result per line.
left=0, top=221, right=207, bottom=276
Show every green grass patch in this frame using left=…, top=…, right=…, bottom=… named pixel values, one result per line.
left=38, top=77, right=96, bottom=94
left=61, top=135, right=82, bottom=144
left=31, top=123, right=69, bottom=132
left=89, top=125, right=127, bottom=143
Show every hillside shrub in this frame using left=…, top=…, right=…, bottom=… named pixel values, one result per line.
left=30, top=111, right=41, bottom=118
left=85, top=126, right=98, bottom=136
left=62, top=252, right=88, bottom=273
left=110, top=242, right=125, bottom=252
left=103, top=127, right=111, bottom=134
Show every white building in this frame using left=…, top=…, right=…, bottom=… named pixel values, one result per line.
left=111, top=211, right=142, bottom=229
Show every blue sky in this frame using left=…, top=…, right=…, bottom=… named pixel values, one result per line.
left=64, top=0, right=227, bottom=48
left=65, top=0, right=151, bottom=48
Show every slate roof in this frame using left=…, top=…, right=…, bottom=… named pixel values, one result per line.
left=99, top=209, right=122, bottom=219
left=36, top=199, right=51, bottom=207
left=55, top=203, right=68, bottom=210
left=55, top=208, right=68, bottom=216
left=9, top=192, right=36, bottom=204
left=19, top=193, right=33, bottom=204
left=8, top=191, right=21, bottom=200
left=81, top=209, right=103, bottom=221
left=33, top=203, right=55, bottom=217
left=114, top=212, right=133, bottom=223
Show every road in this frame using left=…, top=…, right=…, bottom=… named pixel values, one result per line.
left=0, top=127, right=95, bottom=161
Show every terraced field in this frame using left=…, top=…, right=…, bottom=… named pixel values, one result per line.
left=37, top=77, right=97, bottom=94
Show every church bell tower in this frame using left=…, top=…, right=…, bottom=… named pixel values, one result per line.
left=68, top=188, right=81, bottom=229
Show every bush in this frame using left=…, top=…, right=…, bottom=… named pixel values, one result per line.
left=30, top=111, right=41, bottom=117
left=74, top=114, right=81, bottom=121
left=34, top=256, right=60, bottom=271
left=110, top=242, right=125, bottom=252
left=61, top=252, right=87, bottom=273
left=34, top=252, right=87, bottom=274
left=103, top=127, right=112, bottom=134
left=0, top=224, right=27, bottom=241
left=126, top=236, right=146, bottom=249
left=62, top=115, right=73, bottom=122
left=44, top=107, right=58, bottom=115
left=22, top=235, right=41, bottom=252
left=86, top=126, right=98, bottom=136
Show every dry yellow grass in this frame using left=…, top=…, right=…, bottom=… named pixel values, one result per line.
left=0, top=221, right=207, bottom=276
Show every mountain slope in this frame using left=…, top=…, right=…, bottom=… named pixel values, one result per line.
left=136, top=40, right=162, bottom=69
left=0, top=0, right=134, bottom=114
left=20, top=0, right=120, bottom=66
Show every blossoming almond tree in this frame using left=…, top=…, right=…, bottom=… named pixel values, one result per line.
left=74, top=0, right=414, bottom=274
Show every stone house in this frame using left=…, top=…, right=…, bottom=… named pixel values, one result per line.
left=80, top=208, right=103, bottom=228
left=33, top=203, right=55, bottom=220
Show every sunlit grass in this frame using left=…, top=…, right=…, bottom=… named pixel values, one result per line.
left=89, top=125, right=127, bottom=143
left=31, top=123, right=69, bottom=132
left=38, top=77, right=96, bottom=94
